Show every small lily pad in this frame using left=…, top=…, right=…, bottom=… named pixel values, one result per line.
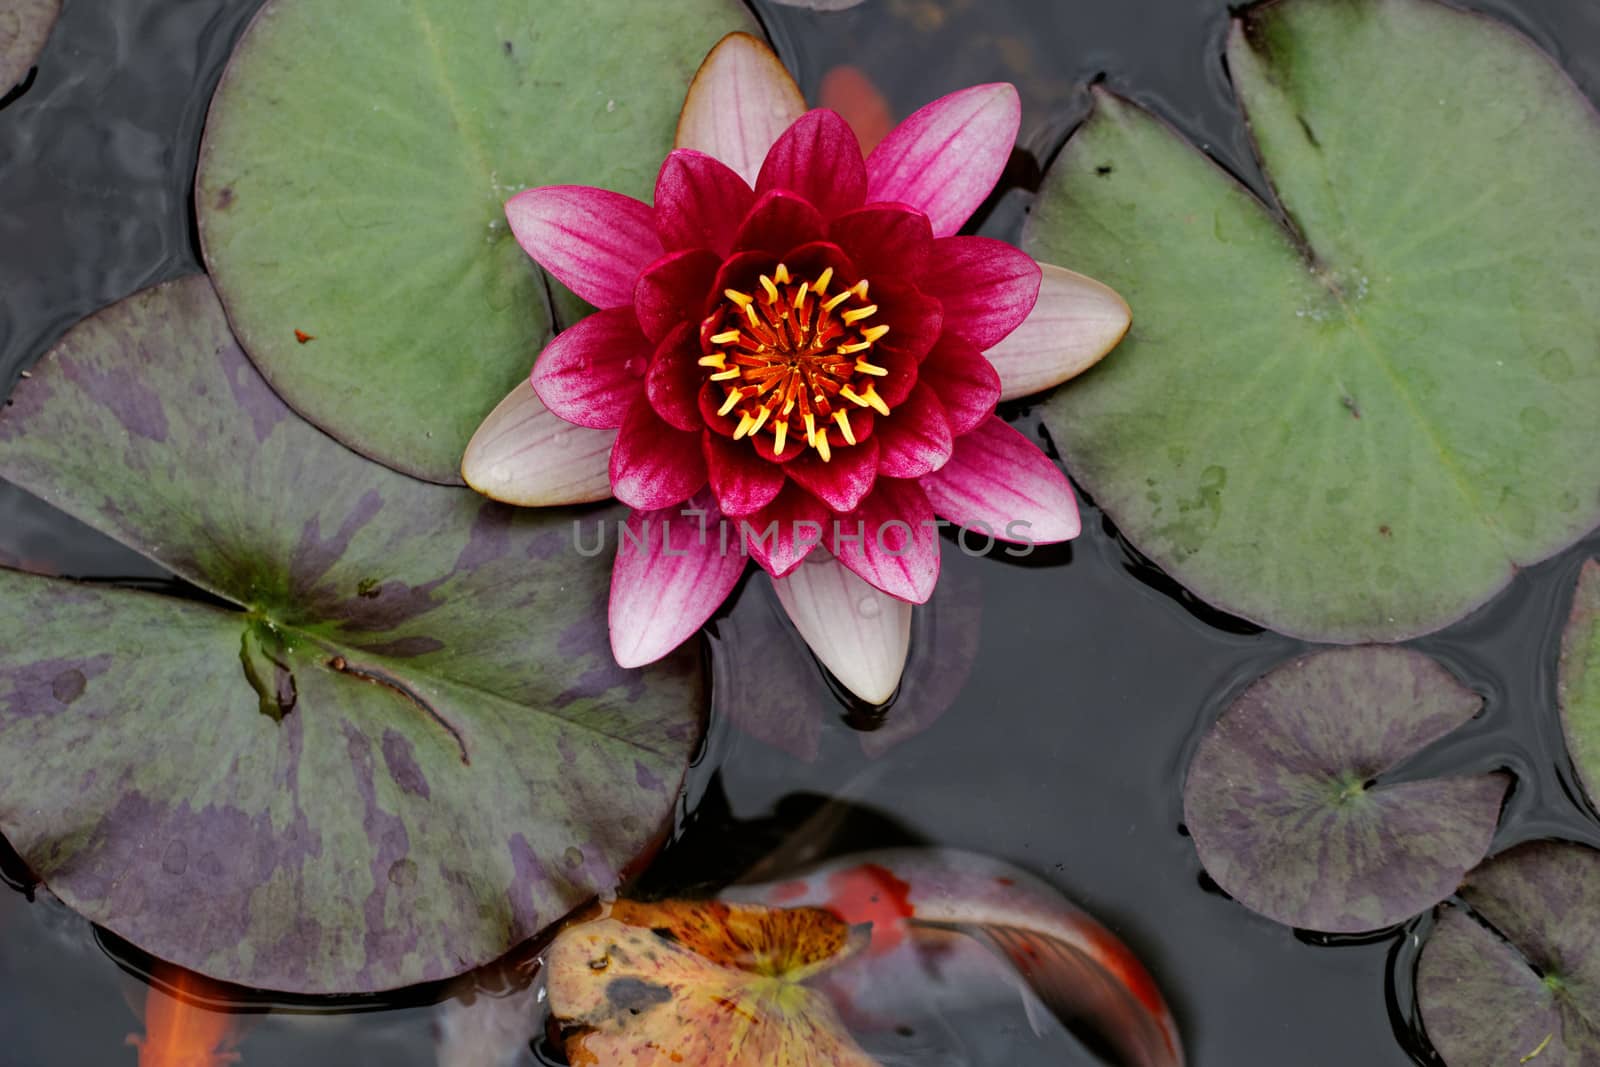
left=1026, top=0, right=1600, bottom=641
left=0, top=277, right=703, bottom=993
left=1558, top=560, right=1600, bottom=809
left=0, top=0, right=59, bottom=90
left=546, top=899, right=879, bottom=1066
left=1183, top=646, right=1509, bottom=932
left=1418, top=841, right=1600, bottom=1066
left=197, top=0, right=758, bottom=482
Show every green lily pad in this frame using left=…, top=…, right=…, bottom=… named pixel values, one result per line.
left=1418, top=841, right=1600, bottom=1066
left=0, top=0, right=59, bottom=90
left=197, top=0, right=758, bottom=483
left=1026, top=0, right=1600, bottom=641
left=0, top=276, right=703, bottom=993
left=1183, top=646, right=1509, bottom=932
left=1559, top=560, right=1600, bottom=810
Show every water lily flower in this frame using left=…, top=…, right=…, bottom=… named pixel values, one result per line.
left=463, top=33, right=1130, bottom=703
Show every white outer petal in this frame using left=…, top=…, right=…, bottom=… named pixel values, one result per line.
left=987, top=262, right=1132, bottom=401
left=461, top=381, right=615, bottom=506
left=773, top=551, right=912, bottom=705
left=676, top=32, right=806, bottom=185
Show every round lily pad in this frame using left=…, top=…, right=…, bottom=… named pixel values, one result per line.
left=546, top=898, right=878, bottom=1066
left=0, top=276, right=703, bottom=993
left=1183, top=646, right=1509, bottom=933
left=1559, top=560, right=1600, bottom=809
left=197, top=0, right=758, bottom=483
left=1026, top=0, right=1600, bottom=642
left=0, top=0, right=59, bottom=91
left=1418, top=841, right=1600, bottom=1066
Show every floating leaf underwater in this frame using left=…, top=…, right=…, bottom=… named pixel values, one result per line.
left=1027, top=0, right=1600, bottom=641
left=0, top=0, right=59, bottom=91
left=0, top=277, right=702, bottom=993
left=546, top=898, right=879, bottom=1067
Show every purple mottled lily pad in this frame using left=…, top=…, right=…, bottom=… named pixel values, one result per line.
left=1418, top=842, right=1600, bottom=1066
left=0, top=277, right=704, bottom=994
left=1559, top=560, right=1600, bottom=809
left=1183, top=647, right=1509, bottom=933
left=0, top=0, right=59, bottom=90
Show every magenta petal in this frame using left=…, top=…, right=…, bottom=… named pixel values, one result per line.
left=834, top=477, right=940, bottom=603
left=875, top=384, right=954, bottom=478
left=919, top=237, right=1041, bottom=349
left=829, top=204, right=933, bottom=280
left=529, top=307, right=651, bottom=429
left=505, top=186, right=662, bottom=309
left=745, top=482, right=830, bottom=576
left=655, top=150, right=755, bottom=257
left=922, top=415, right=1080, bottom=544
left=732, top=189, right=827, bottom=256
left=609, top=395, right=709, bottom=510
left=785, top=439, right=880, bottom=513
left=644, top=324, right=705, bottom=432
left=871, top=279, right=945, bottom=375
left=635, top=249, right=720, bottom=343
left=677, top=33, right=807, bottom=185
left=917, top=332, right=1001, bottom=435
left=865, top=83, right=1020, bottom=237
left=755, top=109, right=868, bottom=220
left=704, top=432, right=786, bottom=516
left=609, top=490, right=747, bottom=668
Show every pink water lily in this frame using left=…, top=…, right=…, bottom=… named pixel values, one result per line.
left=463, top=33, right=1130, bottom=703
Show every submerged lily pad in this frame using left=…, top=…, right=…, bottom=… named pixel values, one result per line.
left=1027, top=0, right=1600, bottom=641
left=1183, top=647, right=1508, bottom=932
left=0, top=277, right=703, bottom=993
left=1559, top=560, right=1600, bottom=809
left=546, top=899, right=879, bottom=1066
left=0, top=0, right=59, bottom=90
left=1418, top=842, right=1600, bottom=1066
left=197, top=0, right=758, bottom=483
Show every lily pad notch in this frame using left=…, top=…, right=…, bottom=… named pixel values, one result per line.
left=1026, top=0, right=1600, bottom=642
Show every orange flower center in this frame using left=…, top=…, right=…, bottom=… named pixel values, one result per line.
left=699, top=263, right=891, bottom=462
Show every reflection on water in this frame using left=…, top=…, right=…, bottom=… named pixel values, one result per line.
left=3, top=0, right=1600, bottom=1064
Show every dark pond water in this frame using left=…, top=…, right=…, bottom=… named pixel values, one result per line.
left=3, top=0, right=1600, bottom=1064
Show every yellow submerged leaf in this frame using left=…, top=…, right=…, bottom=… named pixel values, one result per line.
left=547, top=899, right=879, bottom=1066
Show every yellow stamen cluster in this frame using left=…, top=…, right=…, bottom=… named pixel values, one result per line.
left=699, top=263, right=891, bottom=462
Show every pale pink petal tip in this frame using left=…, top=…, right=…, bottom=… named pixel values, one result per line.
left=772, top=552, right=912, bottom=705
left=503, top=186, right=661, bottom=310
left=677, top=32, right=806, bottom=185
left=923, top=415, right=1081, bottom=544
left=462, top=381, right=616, bottom=507
left=988, top=262, right=1131, bottom=401
left=865, top=82, right=1021, bottom=237
left=609, top=493, right=748, bottom=668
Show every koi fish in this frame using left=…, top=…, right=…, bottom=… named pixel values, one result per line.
left=818, top=65, right=896, bottom=154
left=725, top=848, right=1185, bottom=1067
left=126, top=970, right=242, bottom=1067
